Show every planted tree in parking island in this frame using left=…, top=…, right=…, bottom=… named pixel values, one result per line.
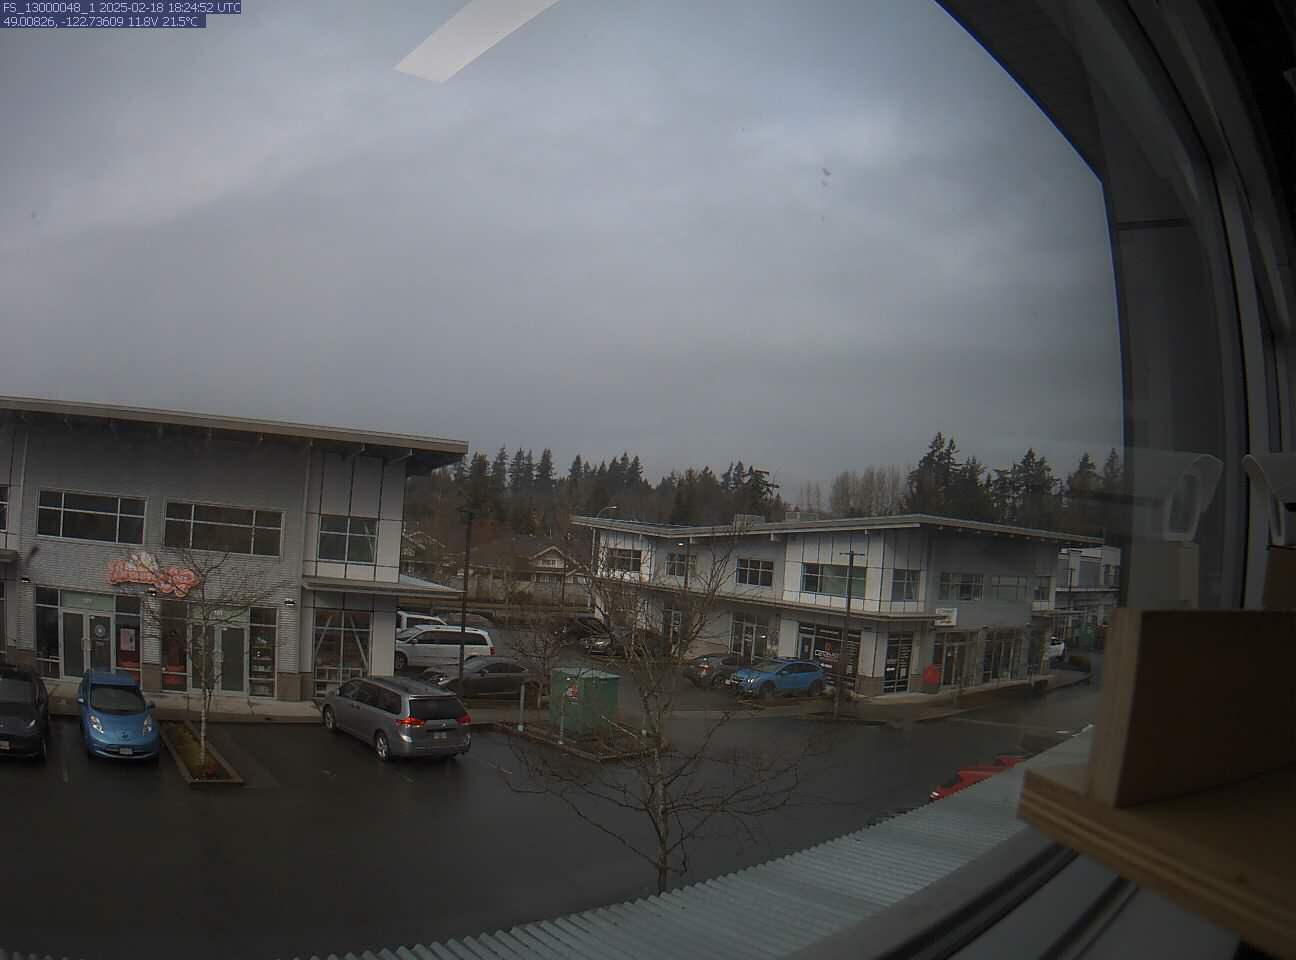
left=124, top=548, right=287, bottom=771
left=508, top=525, right=828, bottom=894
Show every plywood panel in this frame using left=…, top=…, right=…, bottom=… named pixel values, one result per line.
left=1090, top=609, right=1296, bottom=807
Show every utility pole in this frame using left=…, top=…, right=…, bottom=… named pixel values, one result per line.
left=458, top=507, right=474, bottom=685
left=676, top=538, right=691, bottom=655
left=836, top=548, right=859, bottom=718
left=560, top=531, right=571, bottom=611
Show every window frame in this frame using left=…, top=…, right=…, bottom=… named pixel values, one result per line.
left=735, top=557, right=775, bottom=587
left=318, top=514, right=379, bottom=565
left=36, top=489, right=146, bottom=546
left=890, top=568, right=921, bottom=602
left=988, top=575, right=1030, bottom=601
left=938, top=572, right=984, bottom=602
left=664, top=552, right=696, bottom=578
left=801, top=562, right=866, bottom=597
left=164, top=499, right=284, bottom=558
left=607, top=548, right=643, bottom=573
left=0, top=483, right=6, bottom=531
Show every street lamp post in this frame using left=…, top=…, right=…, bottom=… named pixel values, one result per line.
left=458, top=506, right=474, bottom=685
left=676, top=538, right=691, bottom=653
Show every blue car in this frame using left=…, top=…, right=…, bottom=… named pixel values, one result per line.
left=77, top=671, right=160, bottom=761
left=726, top=658, right=826, bottom=699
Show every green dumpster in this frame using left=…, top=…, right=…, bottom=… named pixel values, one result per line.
left=549, top=668, right=620, bottom=738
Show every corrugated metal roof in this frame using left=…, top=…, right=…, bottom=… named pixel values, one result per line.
left=281, top=732, right=1091, bottom=960
left=3, top=734, right=1089, bottom=960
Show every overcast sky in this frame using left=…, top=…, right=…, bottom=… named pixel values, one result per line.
left=0, top=0, right=1120, bottom=495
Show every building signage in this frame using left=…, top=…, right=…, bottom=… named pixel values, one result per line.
left=934, top=607, right=958, bottom=627
left=107, top=551, right=201, bottom=599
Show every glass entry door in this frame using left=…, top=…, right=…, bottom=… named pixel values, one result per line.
left=62, top=612, right=86, bottom=678
left=89, top=615, right=112, bottom=671
left=220, top=627, right=245, bottom=692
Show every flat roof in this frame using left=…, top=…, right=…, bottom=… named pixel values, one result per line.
left=572, top=513, right=1102, bottom=547
left=0, top=395, right=468, bottom=468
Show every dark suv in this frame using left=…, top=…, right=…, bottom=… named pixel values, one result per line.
left=0, top=662, right=50, bottom=760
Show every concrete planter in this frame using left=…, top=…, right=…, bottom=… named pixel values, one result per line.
left=159, top=720, right=244, bottom=787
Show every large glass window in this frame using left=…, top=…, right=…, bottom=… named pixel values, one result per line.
left=664, top=552, right=695, bottom=578
left=882, top=633, right=914, bottom=693
left=165, top=502, right=282, bottom=556
left=735, top=558, right=774, bottom=587
left=312, top=609, right=371, bottom=697
left=249, top=607, right=277, bottom=698
left=34, top=591, right=59, bottom=679
left=938, top=573, right=984, bottom=602
left=988, top=575, right=1029, bottom=601
left=1033, top=576, right=1052, bottom=602
left=797, top=622, right=861, bottom=676
left=890, top=569, right=920, bottom=602
left=731, top=612, right=773, bottom=660
left=37, top=490, right=144, bottom=544
left=318, top=515, right=378, bottom=563
left=607, top=548, right=642, bottom=573
left=801, top=563, right=866, bottom=598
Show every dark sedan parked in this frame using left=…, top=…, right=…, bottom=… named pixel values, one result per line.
left=0, top=663, right=51, bottom=760
left=556, top=615, right=611, bottom=645
left=683, top=653, right=743, bottom=688
left=420, top=657, right=533, bottom=698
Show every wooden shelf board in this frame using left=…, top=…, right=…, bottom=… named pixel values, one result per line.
left=1020, top=763, right=1296, bottom=958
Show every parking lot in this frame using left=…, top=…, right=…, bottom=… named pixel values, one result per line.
left=1, top=679, right=1095, bottom=960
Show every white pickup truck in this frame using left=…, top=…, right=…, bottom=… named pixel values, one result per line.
left=1044, top=637, right=1067, bottom=662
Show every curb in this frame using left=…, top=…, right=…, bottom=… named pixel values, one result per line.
left=486, top=721, right=660, bottom=763
left=50, top=700, right=320, bottom=725
left=158, top=720, right=244, bottom=787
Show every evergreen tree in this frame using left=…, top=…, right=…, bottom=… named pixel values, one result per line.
left=568, top=454, right=584, bottom=484
left=508, top=448, right=529, bottom=493
left=465, top=452, right=492, bottom=511
left=534, top=449, right=556, bottom=493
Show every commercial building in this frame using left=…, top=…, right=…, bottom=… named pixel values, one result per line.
left=575, top=514, right=1099, bottom=696
left=0, top=397, right=466, bottom=701
left=1052, top=545, right=1121, bottom=648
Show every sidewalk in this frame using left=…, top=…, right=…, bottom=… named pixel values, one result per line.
left=46, top=679, right=321, bottom=724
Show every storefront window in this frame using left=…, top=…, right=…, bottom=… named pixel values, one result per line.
left=882, top=633, right=914, bottom=692
left=312, top=609, right=371, bottom=698
left=114, top=595, right=141, bottom=685
left=797, top=622, right=860, bottom=675
left=249, top=607, right=277, bottom=698
left=34, top=594, right=60, bottom=679
left=731, top=613, right=773, bottom=661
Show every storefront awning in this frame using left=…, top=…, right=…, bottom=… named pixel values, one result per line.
left=302, top=574, right=461, bottom=601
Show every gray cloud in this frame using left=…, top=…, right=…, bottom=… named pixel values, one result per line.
left=0, top=0, right=1121, bottom=493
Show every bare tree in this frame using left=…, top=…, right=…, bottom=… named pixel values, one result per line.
left=507, top=602, right=570, bottom=708
left=125, top=548, right=287, bottom=768
left=509, top=526, right=826, bottom=893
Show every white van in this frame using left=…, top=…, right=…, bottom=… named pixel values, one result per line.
left=394, top=625, right=495, bottom=671
left=397, top=611, right=448, bottom=631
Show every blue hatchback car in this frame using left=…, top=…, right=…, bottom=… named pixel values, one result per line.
left=77, top=671, right=160, bottom=761
left=727, top=658, right=826, bottom=699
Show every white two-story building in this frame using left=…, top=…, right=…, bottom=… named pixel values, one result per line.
left=575, top=514, right=1099, bottom=696
left=0, top=397, right=466, bottom=701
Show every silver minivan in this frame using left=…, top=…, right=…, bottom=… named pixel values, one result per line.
left=322, top=676, right=471, bottom=761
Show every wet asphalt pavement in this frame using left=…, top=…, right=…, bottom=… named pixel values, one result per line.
left=0, top=673, right=1100, bottom=960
